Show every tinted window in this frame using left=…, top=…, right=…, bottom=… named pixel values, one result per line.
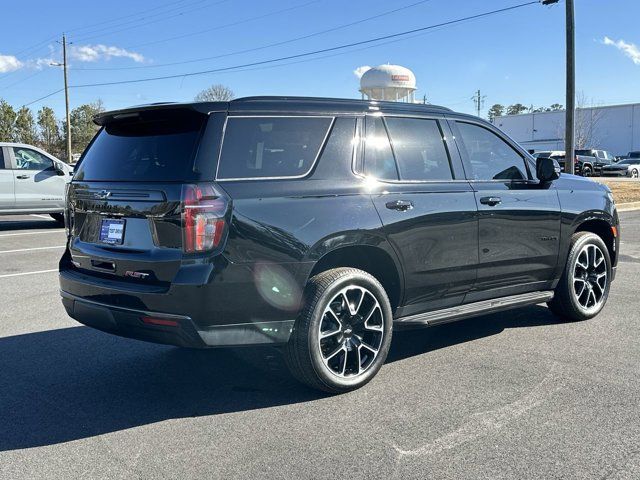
left=217, top=117, right=332, bottom=180
left=385, top=117, right=452, bottom=181
left=456, top=122, right=528, bottom=181
left=575, top=150, right=595, bottom=157
left=12, top=147, right=53, bottom=170
left=74, top=112, right=205, bottom=182
left=0, top=148, right=4, bottom=169
left=363, top=116, right=397, bottom=180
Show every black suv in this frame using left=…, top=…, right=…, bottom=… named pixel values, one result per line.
left=60, top=97, right=619, bottom=393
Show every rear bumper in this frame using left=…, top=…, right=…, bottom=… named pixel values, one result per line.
left=61, top=289, right=294, bottom=348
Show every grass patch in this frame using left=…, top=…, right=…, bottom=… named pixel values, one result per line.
left=592, top=178, right=640, bottom=204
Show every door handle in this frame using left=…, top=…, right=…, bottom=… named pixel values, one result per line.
left=16, top=174, right=30, bottom=180
left=479, top=196, right=501, bottom=206
left=385, top=200, right=414, bottom=211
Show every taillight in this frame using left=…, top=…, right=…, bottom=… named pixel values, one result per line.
left=181, top=184, right=228, bottom=253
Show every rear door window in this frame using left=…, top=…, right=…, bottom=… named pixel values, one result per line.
left=363, top=116, right=398, bottom=181
left=74, top=111, right=205, bottom=182
left=385, top=117, right=453, bottom=181
left=217, top=116, right=333, bottom=180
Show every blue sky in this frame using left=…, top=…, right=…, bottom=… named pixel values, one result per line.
left=0, top=0, right=638, bottom=117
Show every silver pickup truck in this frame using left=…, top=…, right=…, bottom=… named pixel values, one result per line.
left=0, top=143, right=73, bottom=224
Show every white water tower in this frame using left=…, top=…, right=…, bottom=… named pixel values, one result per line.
left=359, top=64, right=417, bottom=102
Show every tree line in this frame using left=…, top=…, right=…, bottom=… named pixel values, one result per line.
left=487, top=103, right=564, bottom=122
left=0, top=99, right=105, bottom=161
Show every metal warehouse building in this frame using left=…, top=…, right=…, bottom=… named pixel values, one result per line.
left=492, top=103, right=640, bottom=156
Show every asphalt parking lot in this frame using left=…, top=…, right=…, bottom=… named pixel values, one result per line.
left=0, top=212, right=639, bottom=480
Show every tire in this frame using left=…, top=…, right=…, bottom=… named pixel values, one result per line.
left=632, top=169, right=639, bottom=179
left=582, top=166, right=592, bottom=177
left=285, top=268, right=393, bottom=393
left=548, top=232, right=612, bottom=321
left=50, top=213, right=65, bottom=225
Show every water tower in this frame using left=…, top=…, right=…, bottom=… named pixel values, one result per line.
left=359, top=64, right=417, bottom=102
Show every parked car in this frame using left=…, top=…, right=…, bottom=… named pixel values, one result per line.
left=574, top=149, right=617, bottom=176
left=602, top=158, right=640, bottom=178
left=0, top=142, right=73, bottom=223
left=59, top=97, right=619, bottom=392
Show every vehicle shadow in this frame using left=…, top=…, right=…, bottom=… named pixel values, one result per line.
left=0, top=217, right=61, bottom=232
left=0, top=304, right=562, bottom=451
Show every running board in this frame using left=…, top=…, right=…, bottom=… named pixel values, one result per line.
left=394, top=291, right=554, bottom=327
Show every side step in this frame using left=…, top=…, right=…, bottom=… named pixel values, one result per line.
left=394, top=291, right=554, bottom=327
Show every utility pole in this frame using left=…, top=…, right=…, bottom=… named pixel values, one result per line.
left=542, top=0, right=574, bottom=174
left=62, top=35, right=72, bottom=164
left=51, top=34, right=72, bottom=163
left=472, top=90, right=486, bottom=118
left=565, top=0, right=575, bottom=175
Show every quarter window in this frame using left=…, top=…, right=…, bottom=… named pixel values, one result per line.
left=456, top=122, right=528, bottom=181
left=217, top=116, right=333, bottom=180
left=12, top=147, right=53, bottom=171
left=385, top=117, right=453, bottom=181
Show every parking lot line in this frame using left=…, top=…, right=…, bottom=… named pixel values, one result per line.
left=0, top=230, right=65, bottom=237
left=30, top=214, right=53, bottom=220
left=0, top=246, right=66, bottom=254
left=0, top=269, right=58, bottom=279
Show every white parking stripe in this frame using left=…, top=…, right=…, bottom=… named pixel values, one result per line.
left=30, top=214, right=53, bottom=220
left=0, top=269, right=58, bottom=279
left=0, top=245, right=65, bottom=254
left=0, top=230, right=64, bottom=237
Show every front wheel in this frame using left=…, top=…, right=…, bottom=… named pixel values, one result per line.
left=285, top=268, right=393, bottom=393
left=548, top=232, right=611, bottom=321
left=582, top=166, right=592, bottom=177
left=631, top=168, right=639, bottom=179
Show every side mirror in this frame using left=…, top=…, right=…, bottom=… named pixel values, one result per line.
left=53, top=162, right=66, bottom=176
left=536, top=157, right=561, bottom=182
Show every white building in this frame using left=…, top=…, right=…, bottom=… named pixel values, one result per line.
left=359, top=64, right=417, bottom=103
left=493, top=102, right=640, bottom=156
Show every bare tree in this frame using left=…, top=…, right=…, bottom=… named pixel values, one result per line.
left=574, top=93, right=604, bottom=149
left=195, top=84, right=235, bottom=102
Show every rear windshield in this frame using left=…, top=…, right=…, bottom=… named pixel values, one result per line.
left=575, top=150, right=594, bottom=156
left=74, top=110, right=205, bottom=182
left=217, top=116, right=333, bottom=180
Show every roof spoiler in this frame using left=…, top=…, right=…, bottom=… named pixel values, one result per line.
left=94, top=101, right=229, bottom=126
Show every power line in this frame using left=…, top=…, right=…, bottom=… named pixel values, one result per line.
left=70, top=1, right=539, bottom=89
left=64, top=0, right=197, bottom=34
left=22, top=88, right=64, bottom=107
left=71, top=0, right=227, bottom=43
left=19, top=1, right=539, bottom=107
left=125, top=0, right=324, bottom=49
left=71, top=0, right=435, bottom=72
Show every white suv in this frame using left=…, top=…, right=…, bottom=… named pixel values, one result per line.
left=0, top=143, right=72, bottom=223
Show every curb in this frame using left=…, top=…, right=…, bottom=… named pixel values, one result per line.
left=617, top=201, right=640, bottom=212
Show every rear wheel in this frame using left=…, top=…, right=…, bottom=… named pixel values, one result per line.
left=50, top=213, right=64, bottom=225
left=285, top=268, right=393, bottom=393
left=548, top=232, right=611, bottom=321
left=582, top=165, right=592, bottom=177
